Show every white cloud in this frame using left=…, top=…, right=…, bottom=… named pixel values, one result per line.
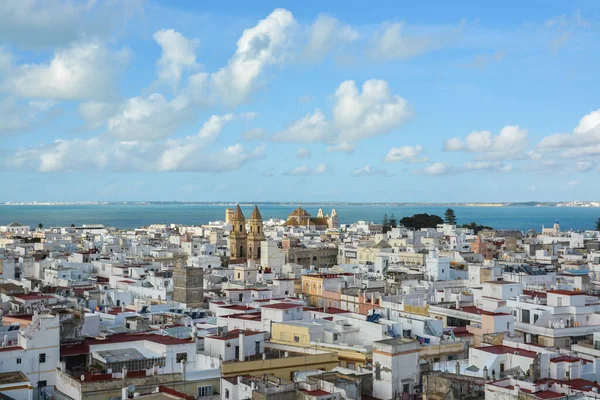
left=297, top=147, right=312, bottom=159
left=417, top=160, right=512, bottom=176
left=79, top=101, right=119, bottom=129
left=284, top=163, right=327, bottom=176
left=154, top=29, right=199, bottom=87
left=422, top=162, right=451, bottom=176
left=274, top=79, right=411, bottom=147
left=0, top=97, right=57, bottom=133
left=273, top=109, right=330, bottom=142
left=198, top=114, right=234, bottom=140
left=567, top=180, right=581, bottom=188
left=352, top=164, right=389, bottom=177
left=243, top=128, right=266, bottom=140
left=5, top=131, right=266, bottom=173
left=443, top=125, right=528, bottom=159
left=326, top=142, right=355, bottom=154
left=0, top=0, right=143, bottom=49
left=210, top=8, right=296, bottom=105
left=107, top=93, right=192, bottom=141
left=384, top=145, right=427, bottom=163
left=304, top=14, right=358, bottom=61
left=371, top=21, right=463, bottom=60
left=537, top=108, right=600, bottom=161
left=5, top=41, right=129, bottom=100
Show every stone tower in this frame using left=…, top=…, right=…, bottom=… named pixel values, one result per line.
left=247, top=205, right=265, bottom=260
left=172, top=254, right=204, bottom=308
left=328, top=208, right=339, bottom=229
left=317, top=208, right=324, bottom=218
left=228, top=204, right=247, bottom=260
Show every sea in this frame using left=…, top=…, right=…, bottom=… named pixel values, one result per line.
left=1, top=204, right=599, bottom=232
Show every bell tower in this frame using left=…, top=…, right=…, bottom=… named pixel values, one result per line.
left=228, top=204, right=247, bottom=260
left=247, top=204, right=265, bottom=260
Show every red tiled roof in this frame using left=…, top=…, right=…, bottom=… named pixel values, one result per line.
left=261, top=303, right=302, bottom=310
left=532, top=391, right=565, bottom=399
left=547, top=290, right=584, bottom=296
left=550, top=356, right=582, bottom=363
left=0, top=346, right=23, bottom=353
left=300, top=389, right=331, bottom=396
left=523, top=290, right=547, bottom=298
left=14, top=294, right=54, bottom=300
left=480, top=310, right=511, bottom=316
left=474, top=345, right=538, bottom=358
left=220, top=305, right=256, bottom=311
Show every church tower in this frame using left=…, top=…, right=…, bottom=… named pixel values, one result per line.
left=172, top=254, right=203, bottom=308
left=247, top=205, right=265, bottom=260
left=228, top=204, right=247, bottom=260
left=328, top=208, right=339, bottom=229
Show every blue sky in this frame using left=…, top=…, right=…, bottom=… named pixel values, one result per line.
left=1, top=0, right=600, bottom=202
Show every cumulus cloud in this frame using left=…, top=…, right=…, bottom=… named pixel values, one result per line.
left=371, top=21, right=463, bottom=60
left=384, top=145, right=427, bottom=163
left=0, top=0, right=142, bottom=49
left=5, top=115, right=266, bottom=173
left=326, top=142, right=355, bottom=154
left=4, top=41, right=129, bottom=100
left=243, top=128, right=266, bottom=141
left=304, top=14, right=358, bottom=61
left=443, top=125, right=528, bottom=160
left=296, top=147, right=312, bottom=159
left=198, top=114, right=234, bottom=140
left=107, top=93, right=193, bottom=141
left=274, top=79, right=411, bottom=148
left=79, top=101, right=119, bottom=129
left=537, top=108, right=600, bottom=163
left=209, top=8, right=296, bottom=105
left=284, top=163, right=327, bottom=176
left=352, top=164, right=389, bottom=177
left=154, top=29, right=199, bottom=87
left=417, top=160, right=512, bottom=175
left=0, top=97, right=57, bottom=133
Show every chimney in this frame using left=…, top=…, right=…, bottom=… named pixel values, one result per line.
left=122, top=388, right=129, bottom=399
left=483, top=366, right=488, bottom=380
left=239, top=331, right=245, bottom=362
left=455, top=361, right=460, bottom=375
left=180, top=360, right=186, bottom=376
left=122, top=366, right=128, bottom=380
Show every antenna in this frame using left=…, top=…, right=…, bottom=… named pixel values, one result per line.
left=127, top=384, right=136, bottom=393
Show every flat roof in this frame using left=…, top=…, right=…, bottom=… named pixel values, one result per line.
left=546, top=290, right=585, bottom=296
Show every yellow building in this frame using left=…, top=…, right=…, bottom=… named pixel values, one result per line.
left=220, top=345, right=338, bottom=381
left=270, top=321, right=370, bottom=370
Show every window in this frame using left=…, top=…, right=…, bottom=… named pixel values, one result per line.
left=294, top=335, right=300, bottom=342
left=197, top=386, right=213, bottom=397
left=176, top=352, right=187, bottom=363
left=16, top=358, right=21, bottom=364
left=333, top=333, right=339, bottom=341
left=225, top=389, right=230, bottom=399
left=557, top=297, right=563, bottom=306
left=39, top=353, right=46, bottom=363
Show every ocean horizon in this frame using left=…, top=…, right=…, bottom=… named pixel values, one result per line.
left=1, top=203, right=599, bottom=232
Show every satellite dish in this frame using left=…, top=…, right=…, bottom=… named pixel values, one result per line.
left=128, top=384, right=135, bottom=393
left=80, top=375, right=85, bottom=381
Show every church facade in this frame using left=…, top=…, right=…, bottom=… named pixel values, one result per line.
left=227, top=204, right=265, bottom=261
left=284, top=206, right=339, bottom=230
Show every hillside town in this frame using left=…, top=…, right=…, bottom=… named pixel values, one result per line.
left=2, top=206, right=600, bottom=400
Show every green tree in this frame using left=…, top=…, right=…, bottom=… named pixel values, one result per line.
left=444, top=208, right=457, bottom=225
left=70, top=223, right=75, bottom=227
left=596, top=217, right=600, bottom=231
left=382, top=214, right=390, bottom=233
left=37, top=223, right=43, bottom=230
left=400, top=214, right=444, bottom=230
left=389, top=213, right=398, bottom=228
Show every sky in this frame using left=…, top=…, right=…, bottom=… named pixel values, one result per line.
left=1, top=0, right=600, bottom=203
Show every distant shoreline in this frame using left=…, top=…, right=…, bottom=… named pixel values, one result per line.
left=2, top=201, right=600, bottom=207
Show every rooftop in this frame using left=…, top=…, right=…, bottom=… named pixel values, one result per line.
left=474, top=345, right=537, bottom=359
